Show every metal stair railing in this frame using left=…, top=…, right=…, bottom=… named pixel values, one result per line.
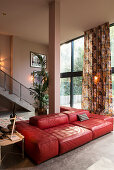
left=0, top=69, right=34, bottom=105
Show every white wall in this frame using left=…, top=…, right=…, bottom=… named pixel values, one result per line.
left=12, top=36, right=48, bottom=88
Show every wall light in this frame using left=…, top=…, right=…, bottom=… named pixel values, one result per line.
left=0, top=61, right=4, bottom=66
left=29, top=75, right=34, bottom=82
left=0, top=58, right=4, bottom=68
left=94, top=76, right=98, bottom=84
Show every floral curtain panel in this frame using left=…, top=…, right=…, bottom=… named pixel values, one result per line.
left=82, top=22, right=112, bottom=115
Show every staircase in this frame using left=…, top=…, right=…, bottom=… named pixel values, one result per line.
left=0, top=69, right=35, bottom=112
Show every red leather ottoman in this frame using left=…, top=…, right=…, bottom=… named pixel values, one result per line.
left=72, top=118, right=113, bottom=139
left=16, top=121, right=58, bottom=164
left=45, top=124, right=92, bottom=154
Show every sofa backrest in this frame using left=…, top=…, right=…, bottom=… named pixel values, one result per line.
left=60, top=106, right=84, bottom=113
left=63, top=110, right=90, bottom=123
left=29, top=113, right=69, bottom=129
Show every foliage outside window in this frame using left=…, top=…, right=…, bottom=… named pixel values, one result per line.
left=60, top=42, right=71, bottom=73
left=73, top=37, right=84, bottom=72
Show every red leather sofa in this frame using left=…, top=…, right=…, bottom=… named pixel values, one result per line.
left=16, top=107, right=113, bottom=164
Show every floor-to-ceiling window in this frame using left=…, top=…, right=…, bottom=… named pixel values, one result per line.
left=60, top=36, right=84, bottom=108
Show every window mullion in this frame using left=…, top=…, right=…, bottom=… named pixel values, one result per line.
left=71, top=41, right=74, bottom=72
left=70, top=41, right=74, bottom=107
left=112, top=67, right=114, bottom=73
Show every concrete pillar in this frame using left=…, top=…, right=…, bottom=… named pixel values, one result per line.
left=49, top=0, right=60, bottom=114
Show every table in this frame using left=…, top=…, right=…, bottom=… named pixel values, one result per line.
left=0, top=131, right=24, bottom=166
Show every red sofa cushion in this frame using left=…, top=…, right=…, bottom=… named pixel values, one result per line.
left=63, top=110, right=90, bottom=123
left=45, top=124, right=92, bottom=154
left=72, top=118, right=113, bottom=139
left=89, top=113, right=113, bottom=124
left=29, top=113, right=69, bottom=129
left=16, top=121, right=58, bottom=164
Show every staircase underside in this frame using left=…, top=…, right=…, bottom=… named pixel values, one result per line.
left=0, top=87, right=35, bottom=112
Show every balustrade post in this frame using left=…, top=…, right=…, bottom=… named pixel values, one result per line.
left=20, top=84, right=21, bottom=100
left=4, top=74, right=6, bottom=91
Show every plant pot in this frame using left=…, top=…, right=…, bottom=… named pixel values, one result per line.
left=35, top=108, right=47, bottom=116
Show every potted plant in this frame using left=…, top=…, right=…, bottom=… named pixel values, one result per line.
left=30, top=55, right=49, bottom=115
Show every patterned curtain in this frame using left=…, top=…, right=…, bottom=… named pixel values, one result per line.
left=82, top=22, right=112, bottom=115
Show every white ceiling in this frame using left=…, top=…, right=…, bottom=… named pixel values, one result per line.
left=0, top=0, right=114, bottom=45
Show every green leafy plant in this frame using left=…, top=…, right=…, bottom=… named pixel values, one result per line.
left=30, top=55, right=49, bottom=110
